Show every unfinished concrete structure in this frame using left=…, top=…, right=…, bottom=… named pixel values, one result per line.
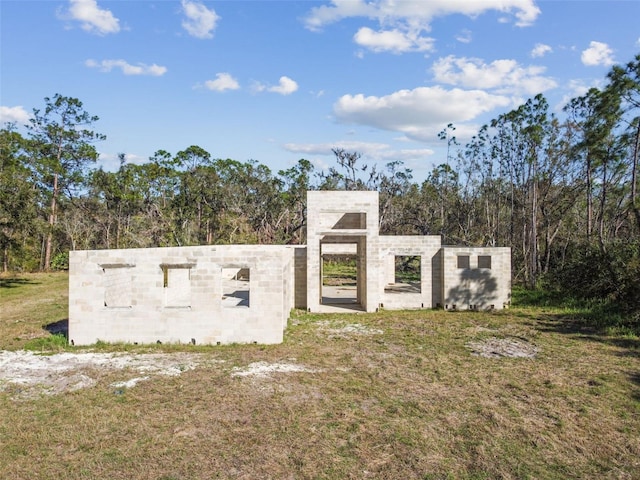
left=69, top=191, right=511, bottom=345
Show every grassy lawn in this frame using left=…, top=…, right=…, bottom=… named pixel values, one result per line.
left=1, top=272, right=639, bottom=479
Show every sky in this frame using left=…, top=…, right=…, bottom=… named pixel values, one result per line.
left=1, top=0, right=639, bottom=181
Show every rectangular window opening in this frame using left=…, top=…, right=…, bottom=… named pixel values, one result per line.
left=103, top=266, right=132, bottom=308
left=332, top=212, right=366, bottom=229
left=162, top=265, right=192, bottom=307
left=457, top=255, right=470, bottom=269
left=385, top=255, right=421, bottom=294
left=478, top=255, right=492, bottom=269
left=222, top=267, right=250, bottom=308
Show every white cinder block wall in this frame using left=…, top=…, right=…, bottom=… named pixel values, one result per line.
left=69, top=245, right=294, bottom=346
left=441, top=247, right=511, bottom=310
left=379, top=236, right=442, bottom=310
left=305, top=190, right=380, bottom=313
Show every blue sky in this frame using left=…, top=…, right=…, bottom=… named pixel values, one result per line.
left=1, top=0, right=639, bottom=180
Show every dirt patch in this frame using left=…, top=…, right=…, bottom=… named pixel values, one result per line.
left=466, top=337, right=539, bottom=359
left=317, top=321, right=384, bottom=337
left=231, top=361, right=317, bottom=378
left=0, top=350, right=209, bottom=397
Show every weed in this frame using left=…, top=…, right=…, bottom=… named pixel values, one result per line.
left=23, top=333, right=68, bottom=352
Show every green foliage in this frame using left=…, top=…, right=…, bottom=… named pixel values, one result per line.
left=24, top=333, right=68, bottom=352
left=50, top=252, right=69, bottom=270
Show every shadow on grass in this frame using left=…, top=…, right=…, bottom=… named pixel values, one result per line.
left=45, top=318, right=68, bottom=339
left=630, top=372, right=640, bottom=402
left=0, top=277, right=40, bottom=288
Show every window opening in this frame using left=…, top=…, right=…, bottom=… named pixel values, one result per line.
left=161, top=265, right=192, bottom=307
left=385, top=255, right=421, bottom=293
left=222, top=267, right=250, bottom=307
left=457, top=255, right=470, bottom=269
left=332, top=212, right=366, bottom=229
left=477, top=255, right=492, bottom=269
left=102, top=265, right=133, bottom=307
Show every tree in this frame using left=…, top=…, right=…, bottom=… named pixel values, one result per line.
left=0, top=126, right=38, bottom=271
left=607, top=54, right=640, bottom=232
left=27, top=94, right=105, bottom=270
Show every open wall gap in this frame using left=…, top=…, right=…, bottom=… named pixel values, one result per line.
left=385, top=255, right=421, bottom=294
left=222, top=267, right=250, bottom=307
left=321, top=253, right=358, bottom=306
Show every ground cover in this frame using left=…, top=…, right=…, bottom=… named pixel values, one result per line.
left=1, top=272, right=639, bottom=479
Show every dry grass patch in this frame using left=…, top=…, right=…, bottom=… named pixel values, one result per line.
left=0, top=272, right=69, bottom=350
left=1, top=274, right=640, bottom=479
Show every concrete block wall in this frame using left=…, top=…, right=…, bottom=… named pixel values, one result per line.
left=306, top=191, right=380, bottom=312
left=69, top=245, right=294, bottom=346
left=440, top=247, right=511, bottom=310
left=379, top=236, right=442, bottom=309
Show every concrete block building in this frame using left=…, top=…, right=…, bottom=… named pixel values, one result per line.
left=69, top=191, right=511, bottom=346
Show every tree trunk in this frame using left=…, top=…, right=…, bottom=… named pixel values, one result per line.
left=631, top=120, right=640, bottom=232
left=586, top=153, right=593, bottom=242
left=44, top=173, right=59, bottom=271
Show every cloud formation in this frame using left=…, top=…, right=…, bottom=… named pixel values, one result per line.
left=432, top=55, right=557, bottom=95
left=181, top=0, right=219, bottom=39
left=353, top=27, right=434, bottom=53
left=65, top=0, right=120, bottom=35
left=581, top=41, right=615, bottom=66
left=204, top=73, right=240, bottom=92
left=254, top=76, right=299, bottom=95
left=455, top=29, right=472, bottom=44
left=531, top=43, right=552, bottom=58
left=0, top=105, right=30, bottom=124
left=85, top=59, right=167, bottom=76
left=304, top=0, right=539, bottom=53
left=333, top=86, right=512, bottom=141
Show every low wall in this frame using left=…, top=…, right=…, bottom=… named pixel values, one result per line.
left=69, top=245, right=294, bottom=346
left=440, top=247, right=511, bottom=310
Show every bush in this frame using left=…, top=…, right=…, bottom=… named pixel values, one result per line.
left=541, top=239, right=640, bottom=334
left=24, top=333, right=68, bottom=352
left=51, top=252, right=69, bottom=271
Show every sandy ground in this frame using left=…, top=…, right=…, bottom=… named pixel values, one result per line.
left=0, top=350, right=208, bottom=397
left=466, top=337, right=539, bottom=358
left=0, top=351, right=321, bottom=398
left=0, top=326, right=536, bottom=398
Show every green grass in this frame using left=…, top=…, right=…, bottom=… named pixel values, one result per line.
left=512, top=285, right=640, bottom=337
left=1, top=273, right=639, bottom=479
left=322, top=257, right=357, bottom=286
left=0, top=272, right=69, bottom=350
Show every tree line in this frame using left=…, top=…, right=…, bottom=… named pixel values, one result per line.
left=2, top=54, right=639, bottom=320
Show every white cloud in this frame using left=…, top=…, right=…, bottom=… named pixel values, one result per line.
left=581, top=41, right=615, bottom=66
left=96, top=152, right=147, bottom=172
left=353, top=27, right=434, bottom=53
left=304, top=1, right=538, bottom=54
left=531, top=43, right=552, bottom=58
left=0, top=106, right=30, bottom=124
left=333, top=86, right=512, bottom=142
left=64, top=0, right=120, bottom=35
left=204, top=73, right=240, bottom=92
left=455, top=29, right=472, bottom=44
left=432, top=55, right=557, bottom=95
left=304, top=0, right=540, bottom=31
left=85, top=59, right=167, bottom=76
left=181, top=0, right=219, bottom=39
left=255, top=76, right=299, bottom=95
